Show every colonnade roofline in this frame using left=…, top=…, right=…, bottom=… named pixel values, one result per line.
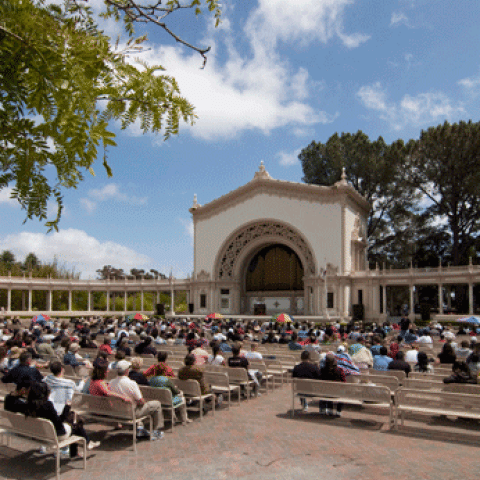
left=0, top=276, right=191, bottom=290
left=349, top=263, right=480, bottom=284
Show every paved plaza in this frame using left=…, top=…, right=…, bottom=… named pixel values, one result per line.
left=1, top=383, right=480, bottom=480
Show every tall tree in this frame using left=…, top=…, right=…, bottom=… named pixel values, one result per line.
left=406, top=120, right=480, bottom=265
left=23, top=252, right=41, bottom=270
left=0, top=0, right=221, bottom=230
left=299, top=131, right=413, bottom=264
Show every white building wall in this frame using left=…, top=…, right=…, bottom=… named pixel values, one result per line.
left=344, top=205, right=357, bottom=274
left=194, top=193, right=343, bottom=277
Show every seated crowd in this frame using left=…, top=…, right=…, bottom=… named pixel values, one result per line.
left=0, top=313, right=479, bottom=459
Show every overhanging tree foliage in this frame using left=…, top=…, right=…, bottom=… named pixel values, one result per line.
left=0, top=0, right=221, bottom=230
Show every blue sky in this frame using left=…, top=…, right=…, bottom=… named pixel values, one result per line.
left=1, top=0, right=480, bottom=279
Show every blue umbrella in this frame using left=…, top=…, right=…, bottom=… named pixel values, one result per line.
left=457, top=316, right=480, bottom=325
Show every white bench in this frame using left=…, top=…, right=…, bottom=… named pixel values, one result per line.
left=0, top=410, right=87, bottom=480
left=292, top=378, right=394, bottom=428
left=71, top=393, right=153, bottom=453
left=394, top=388, right=480, bottom=428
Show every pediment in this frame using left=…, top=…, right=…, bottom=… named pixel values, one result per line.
left=190, top=176, right=370, bottom=221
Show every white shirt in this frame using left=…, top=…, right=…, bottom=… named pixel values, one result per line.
left=109, top=375, right=143, bottom=404
left=405, top=350, right=418, bottom=363
left=245, top=351, right=263, bottom=360
left=417, top=335, right=433, bottom=344
left=207, top=354, right=225, bottom=366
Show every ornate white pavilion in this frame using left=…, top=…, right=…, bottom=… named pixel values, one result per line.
left=1, top=162, right=479, bottom=321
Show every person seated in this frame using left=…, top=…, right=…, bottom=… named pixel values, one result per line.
left=98, top=337, right=113, bottom=355
left=1, top=345, right=21, bottom=372
left=443, top=361, right=477, bottom=384
left=207, top=342, right=226, bottom=366
left=244, top=343, right=263, bottom=360
left=388, top=336, right=402, bottom=359
left=292, top=350, right=321, bottom=412
left=455, top=340, right=472, bottom=362
left=149, top=374, right=192, bottom=425
left=143, top=351, right=175, bottom=379
left=128, top=357, right=150, bottom=385
left=369, top=336, right=383, bottom=357
left=466, top=343, right=480, bottom=377
left=414, top=351, right=434, bottom=373
left=191, top=343, right=209, bottom=365
left=288, top=332, right=303, bottom=351
left=64, top=343, right=91, bottom=369
left=4, top=379, right=31, bottom=413
left=134, top=336, right=157, bottom=356
left=388, top=351, right=411, bottom=376
left=437, top=343, right=456, bottom=364
left=178, top=353, right=211, bottom=396
left=116, top=336, right=131, bottom=356
left=228, top=344, right=260, bottom=397
left=318, top=354, right=346, bottom=416
left=23, top=381, right=99, bottom=457
left=417, top=332, right=433, bottom=344
left=2, top=351, right=43, bottom=385
left=348, top=338, right=373, bottom=369
left=404, top=329, right=419, bottom=344
left=109, top=360, right=165, bottom=440
left=373, top=346, right=393, bottom=371
left=404, top=344, right=419, bottom=363
left=88, top=358, right=131, bottom=401
left=43, top=361, right=86, bottom=414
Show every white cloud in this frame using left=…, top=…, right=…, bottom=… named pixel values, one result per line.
left=79, top=198, right=97, bottom=214
left=458, top=72, right=480, bottom=95
left=356, top=82, right=465, bottom=131
left=0, top=187, right=18, bottom=208
left=80, top=183, right=147, bottom=213
left=248, top=0, right=370, bottom=50
left=0, top=229, right=152, bottom=279
left=277, top=148, right=302, bottom=167
left=119, top=0, right=356, bottom=141
left=390, top=11, right=410, bottom=27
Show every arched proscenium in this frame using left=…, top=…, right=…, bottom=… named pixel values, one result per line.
left=215, top=220, right=316, bottom=280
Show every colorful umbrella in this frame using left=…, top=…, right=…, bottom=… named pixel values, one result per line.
left=205, top=313, right=224, bottom=320
left=128, top=313, right=149, bottom=321
left=457, top=316, right=480, bottom=325
left=275, top=313, right=293, bottom=323
left=32, top=314, right=50, bottom=323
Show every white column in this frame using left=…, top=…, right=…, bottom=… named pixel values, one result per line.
left=170, top=289, right=175, bottom=314
left=28, top=289, right=32, bottom=312
left=68, top=290, right=72, bottom=311
left=7, top=288, right=11, bottom=312
left=469, top=282, right=474, bottom=315
left=156, top=291, right=160, bottom=304
left=438, top=284, right=444, bottom=314
left=106, top=291, right=110, bottom=312
left=124, top=291, right=127, bottom=312
left=46, top=290, right=52, bottom=312
left=382, top=285, right=387, bottom=316
left=87, top=291, right=91, bottom=312
left=409, top=284, right=415, bottom=321
left=140, top=291, right=144, bottom=312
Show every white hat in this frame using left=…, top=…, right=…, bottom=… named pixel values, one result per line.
left=116, top=360, right=131, bottom=372
left=337, top=345, right=345, bottom=353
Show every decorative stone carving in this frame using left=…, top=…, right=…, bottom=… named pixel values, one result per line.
left=196, top=270, right=211, bottom=281
left=351, top=215, right=366, bottom=243
left=217, top=221, right=316, bottom=279
left=326, top=263, right=338, bottom=275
